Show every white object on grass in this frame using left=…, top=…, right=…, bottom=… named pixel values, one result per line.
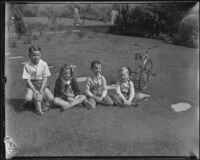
left=77, top=77, right=87, bottom=82
left=136, top=92, right=151, bottom=99
left=171, top=102, right=192, bottom=112
left=9, top=56, right=24, bottom=59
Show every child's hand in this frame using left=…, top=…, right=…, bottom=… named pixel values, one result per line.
left=34, top=90, right=43, bottom=102
left=126, top=100, right=132, bottom=106
left=65, top=93, right=75, bottom=98
left=123, top=99, right=131, bottom=106
left=68, top=97, right=75, bottom=102
left=33, top=90, right=39, bottom=96
left=95, top=96, right=103, bottom=102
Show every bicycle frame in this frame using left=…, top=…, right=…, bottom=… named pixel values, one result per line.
left=131, top=44, right=158, bottom=90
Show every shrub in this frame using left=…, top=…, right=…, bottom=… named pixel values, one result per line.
left=9, top=40, right=17, bottom=47
left=24, top=32, right=32, bottom=44
left=12, top=6, right=27, bottom=36
left=173, top=13, right=199, bottom=48
left=108, top=3, right=197, bottom=47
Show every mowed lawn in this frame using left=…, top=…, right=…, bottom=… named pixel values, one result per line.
left=5, top=31, right=199, bottom=156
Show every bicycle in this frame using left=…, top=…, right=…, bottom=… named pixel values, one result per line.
left=129, top=43, right=158, bottom=90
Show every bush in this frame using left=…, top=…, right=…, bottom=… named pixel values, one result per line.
left=23, top=5, right=39, bottom=17
left=9, top=40, right=17, bottom=47
left=108, top=3, right=198, bottom=47
left=173, top=13, right=199, bottom=48
left=12, top=6, right=27, bottom=36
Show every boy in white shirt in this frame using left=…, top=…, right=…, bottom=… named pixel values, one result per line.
left=22, top=46, right=54, bottom=115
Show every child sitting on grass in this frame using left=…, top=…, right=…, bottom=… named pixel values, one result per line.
left=22, top=45, right=54, bottom=115
left=111, top=67, right=138, bottom=107
left=85, top=60, right=113, bottom=109
left=54, top=64, right=88, bottom=111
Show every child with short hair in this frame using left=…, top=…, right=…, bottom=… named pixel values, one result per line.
left=22, top=45, right=54, bottom=115
left=54, top=64, right=88, bottom=111
left=111, top=67, right=138, bottom=107
left=85, top=60, right=113, bottom=109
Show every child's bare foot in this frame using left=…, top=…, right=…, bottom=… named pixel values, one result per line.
left=61, top=104, right=71, bottom=112
left=36, top=109, right=44, bottom=115
left=84, top=100, right=95, bottom=109
left=36, top=106, right=44, bottom=115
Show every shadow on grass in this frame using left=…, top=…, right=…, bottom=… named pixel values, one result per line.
left=7, top=98, right=35, bottom=113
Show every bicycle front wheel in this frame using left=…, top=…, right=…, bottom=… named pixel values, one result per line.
left=138, top=59, right=153, bottom=90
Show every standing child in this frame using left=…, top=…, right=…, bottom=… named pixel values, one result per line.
left=54, top=64, right=88, bottom=111
left=111, top=67, right=138, bottom=107
left=85, top=60, right=113, bottom=109
left=22, top=46, right=54, bottom=115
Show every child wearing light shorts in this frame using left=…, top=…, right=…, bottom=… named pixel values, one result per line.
left=22, top=46, right=54, bottom=115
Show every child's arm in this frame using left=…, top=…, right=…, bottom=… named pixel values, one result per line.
left=115, top=82, right=128, bottom=102
left=101, top=76, right=108, bottom=99
left=40, top=63, right=51, bottom=93
left=127, top=81, right=135, bottom=104
left=39, top=77, right=48, bottom=94
left=85, top=78, right=97, bottom=99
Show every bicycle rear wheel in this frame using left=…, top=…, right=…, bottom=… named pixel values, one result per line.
left=138, top=59, right=153, bottom=90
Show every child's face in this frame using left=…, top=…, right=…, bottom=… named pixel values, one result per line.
left=119, top=71, right=129, bottom=82
left=29, top=51, right=41, bottom=65
left=61, top=69, right=71, bottom=81
left=92, top=64, right=101, bottom=76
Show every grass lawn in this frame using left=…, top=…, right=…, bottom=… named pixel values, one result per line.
left=5, top=30, right=199, bottom=156
left=24, top=17, right=110, bottom=26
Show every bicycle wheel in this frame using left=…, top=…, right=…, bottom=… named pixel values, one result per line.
left=144, top=59, right=153, bottom=80
left=138, top=59, right=153, bottom=90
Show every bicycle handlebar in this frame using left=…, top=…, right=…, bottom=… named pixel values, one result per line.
left=134, top=43, right=159, bottom=52
left=147, top=45, right=159, bottom=51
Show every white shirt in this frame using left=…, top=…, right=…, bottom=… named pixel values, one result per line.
left=22, top=59, right=51, bottom=80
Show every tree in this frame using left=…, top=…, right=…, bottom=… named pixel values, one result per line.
left=10, top=4, right=27, bottom=36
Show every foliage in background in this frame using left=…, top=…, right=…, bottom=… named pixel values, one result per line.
left=173, top=13, right=199, bottom=48
left=109, top=3, right=198, bottom=48
left=8, top=3, right=199, bottom=48
left=10, top=4, right=27, bottom=37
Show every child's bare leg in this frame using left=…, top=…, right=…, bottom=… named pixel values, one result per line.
left=24, top=88, right=34, bottom=102
left=54, top=97, right=71, bottom=110
left=35, top=102, right=43, bottom=115
left=76, top=95, right=87, bottom=103
left=24, top=88, right=34, bottom=108
left=67, top=95, right=87, bottom=108
left=43, top=88, right=54, bottom=104
left=111, top=95, right=126, bottom=107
